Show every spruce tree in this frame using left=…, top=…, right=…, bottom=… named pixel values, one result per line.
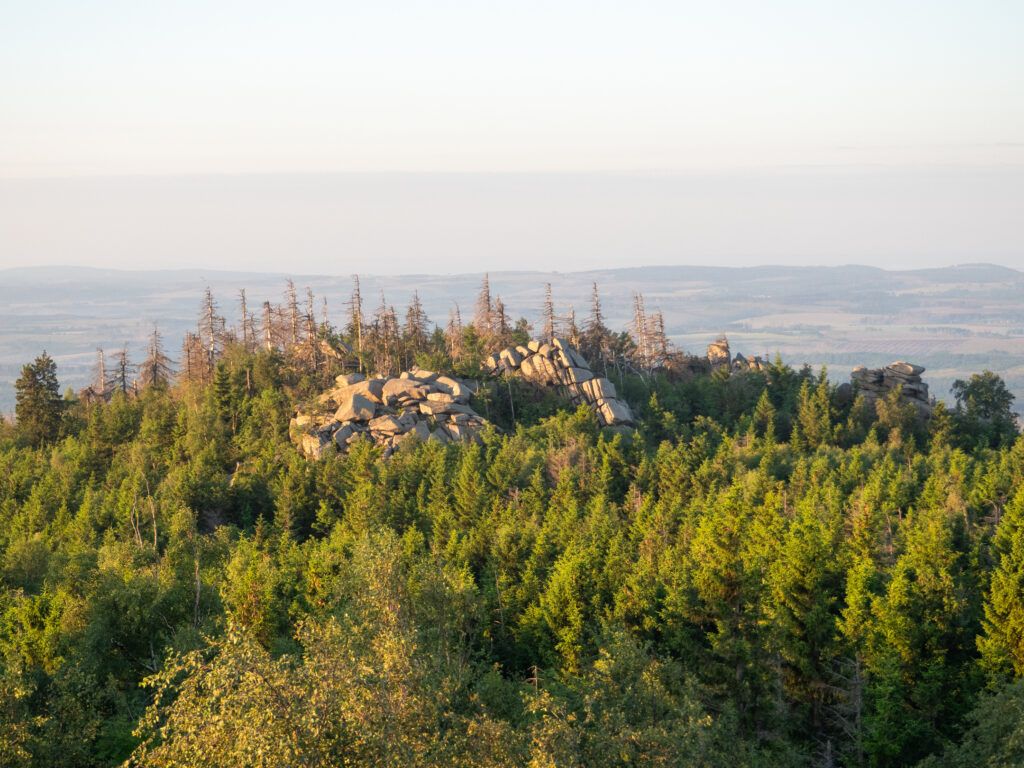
left=198, top=286, right=227, bottom=370
left=474, top=274, right=494, bottom=338
left=138, top=324, right=175, bottom=389
left=582, top=282, right=611, bottom=369
left=403, top=291, right=430, bottom=365
left=863, top=507, right=976, bottom=765
left=541, top=283, right=556, bottom=341
left=347, top=275, right=365, bottom=372
left=979, top=488, right=1024, bottom=678
left=493, top=295, right=512, bottom=349
left=238, top=288, right=255, bottom=351
left=14, top=351, right=63, bottom=446
left=107, top=345, right=135, bottom=395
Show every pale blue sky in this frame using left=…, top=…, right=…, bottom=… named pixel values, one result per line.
left=1, top=1, right=1021, bottom=271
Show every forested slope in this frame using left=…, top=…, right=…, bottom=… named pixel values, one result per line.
left=1, top=293, right=1023, bottom=767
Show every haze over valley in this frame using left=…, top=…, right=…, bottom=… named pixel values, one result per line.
left=2, top=262, right=1022, bottom=413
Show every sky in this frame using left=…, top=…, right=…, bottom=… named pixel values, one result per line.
left=1, top=1, right=1022, bottom=273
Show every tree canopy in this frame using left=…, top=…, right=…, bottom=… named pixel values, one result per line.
left=0, top=283, right=1022, bottom=767
left=13, top=352, right=63, bottom=447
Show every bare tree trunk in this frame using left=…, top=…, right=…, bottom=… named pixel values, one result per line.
left=193, top=548, right=201, bottom=628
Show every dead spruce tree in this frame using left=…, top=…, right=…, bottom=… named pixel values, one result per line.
left=474, top=274, right=494, bottom=341
left=493, top=295, right=512, bottom=349
left=107, top=346, right=135, bottom=396
left=238, top=289, right=256, bottom=353
left=368, top=292, right=400, bottom=375
left=649, top=309, right=670, bottom=369
left=582, top=282, right=612, bottom=371
left=563, top=305, right=581, bottom=350
left=180, top=332, right=208, bottom=385
left=285, top=279, right=301, bottom=347
left=541, top=282, right=557, bottom=342
left=138, top=325, right=175, bottom=389
left=198, top=287, right=228, bottom=377
left=631, top=291, right=651, bottom=371
left=89, top=348, right=109, bottom=402
left=260, top=301, right=275, bottom=351
left=403, top=291, right=430, bottom=367
left=291, top=286, right=321, bottom=373
left=446, top=303, right=465, bottom=364
left=347, top=275, right=365, bottom=372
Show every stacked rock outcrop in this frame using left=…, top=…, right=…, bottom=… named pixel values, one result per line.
left=706, top=336, right=732, bottom=371
left=851, top=361, right=933, bottom=415
left=484, top=338, right=635, bottom=428
left=291, top=369, right=487, bottom=459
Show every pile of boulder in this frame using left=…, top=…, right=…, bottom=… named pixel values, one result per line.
left=289, top=332, right=794, bottom=458
left=291, top=369, right=488, bottom=459
left=484, top=338, right=635, bottom=428
left=851, top=361, right=933, bottom=415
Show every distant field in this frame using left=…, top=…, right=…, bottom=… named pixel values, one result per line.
left=2, top=263, right=1023, bottom=414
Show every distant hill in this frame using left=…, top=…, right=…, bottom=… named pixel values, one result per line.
left=2, top=263, right=1023, bottom=413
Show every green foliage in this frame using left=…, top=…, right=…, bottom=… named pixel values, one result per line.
left=978, top=487, right=1024, bottom=679
left=14, top=353, right=63, bottom=448
left=0, top=347, right=1020, bottom=766
left=951, top=371, right=1018, bottom=450
left=916, top=679, right=1024, bottom=768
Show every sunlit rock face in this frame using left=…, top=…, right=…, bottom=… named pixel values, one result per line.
left=291, top=369, right=487, bottom=459
left=485, top=338, right=635, bottom=429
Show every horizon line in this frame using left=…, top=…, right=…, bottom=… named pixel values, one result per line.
left=1, top=261, right=1021, bottom=279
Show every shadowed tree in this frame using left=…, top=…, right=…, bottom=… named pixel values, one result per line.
left=952, top=371, right=1018, bottom=449
left=107, top=346, right=135, bottom=396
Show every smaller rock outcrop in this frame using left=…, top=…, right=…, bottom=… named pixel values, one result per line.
left=485, top=338, right=635, bottom=428
left=699, top=335, right=766, bottom=375
left=291, top=370, right=488, bottom=459
left=706, top=336, right=731, bottom=371
left=730, top=351, right=768, bottom=373
left=851, top=361, right=933, bottom=415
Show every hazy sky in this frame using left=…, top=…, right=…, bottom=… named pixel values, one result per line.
left=1, top=1, right=1021, bottom=272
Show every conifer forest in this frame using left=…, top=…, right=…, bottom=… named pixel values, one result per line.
left=2, top=277, right=1023, bottom=768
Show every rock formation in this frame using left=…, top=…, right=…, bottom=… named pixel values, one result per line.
left=290, top=369, right=488, bottom=459
left=706, top=336, right=732, bottom=371
left=292, top=334, right=782, bottom=459
left=851, top=361, right=933, bottom=415
left=705, top=336, right=768, bottom=374
left=484, top=338, right=635, bottom=428
left=730, top=352, right=768, bottom=373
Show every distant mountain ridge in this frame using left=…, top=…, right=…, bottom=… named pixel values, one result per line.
left=4, top=261, right=1020, bottom=281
